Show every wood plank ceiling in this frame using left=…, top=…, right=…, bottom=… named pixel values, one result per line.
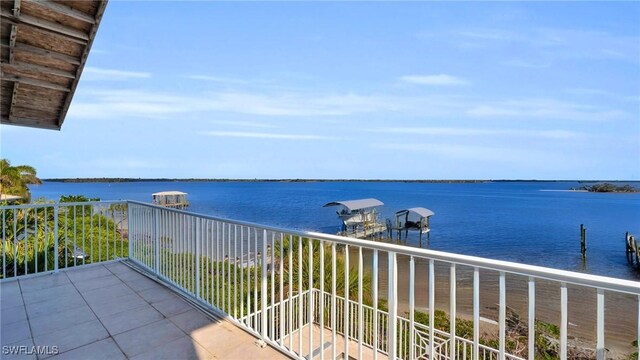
left=0, top=0, right=108, bottom=130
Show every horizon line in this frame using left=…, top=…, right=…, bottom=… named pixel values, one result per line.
left=40, top=178, right=640, bottom=183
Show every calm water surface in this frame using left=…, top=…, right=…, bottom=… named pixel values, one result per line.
left=30, top=181, right=640, bottom=280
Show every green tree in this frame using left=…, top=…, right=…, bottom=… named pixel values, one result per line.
left=0, top=159, right=42, bottom=202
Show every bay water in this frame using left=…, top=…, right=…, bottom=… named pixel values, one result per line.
left=30, top=181, right=640, bottom=280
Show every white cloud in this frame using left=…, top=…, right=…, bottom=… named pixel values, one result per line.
left=502, top=59, right=551, bottom=68
left=456, top=27, right=640, bottom=64
left=82, top=67, right=151, bottom=81
left=210, top=120, right=277, bottom=128
left=201, top=131, right=336, bottom=140
left=187, top=75, right=248, bottom=84
left=367, top=127, right=581, bottom=139
left=69, top=89, right=403, bottom=119
left=68, top=87, right=627, bottom=124
left=466, top=99, right=626, bottom=122
left=399, top=74, right=469, bottom=86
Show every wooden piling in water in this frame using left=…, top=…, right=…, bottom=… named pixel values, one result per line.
left=580, top=224, right=587, bottom=258
left=626, top=232, right=631, bottom=257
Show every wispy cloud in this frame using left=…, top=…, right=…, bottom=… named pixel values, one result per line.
left=458, top=29, right=518, bottom=42
left=187, top=75, right=249, bottom=84
left=502, top=59, right=551, bottom=68
left=455, top=27, right=640, bottom=64
left=70, top=89, right=403, bottom=119
left=367, top=127, right=581, bottom=139
left=399, top=74, right=469, bottom=86
left=373, top=143, right=528, bottom=163
left=68, top=87, right=628, bottom=124
left=466, top=99, right=626, bottom=122
left=201, top=131, right=336, bottom=140
left=82, top=67, right=151, bottom=81
left=210, top=120, right=277, bottom=129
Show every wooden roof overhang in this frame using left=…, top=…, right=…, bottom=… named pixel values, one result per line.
left=0, top=0, right=108, bottom=130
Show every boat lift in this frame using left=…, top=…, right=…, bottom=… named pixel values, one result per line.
left=152, top=191, right=189, bottom=209
left=393, top=207, right=435, bottom=246
left=324, top=198, right=387, bottom=239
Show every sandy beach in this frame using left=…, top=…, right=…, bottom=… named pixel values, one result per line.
left=349, top=247, right=637, bottom=358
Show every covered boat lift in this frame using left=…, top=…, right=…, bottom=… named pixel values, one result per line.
left=393, top=207, right=435, bottom=246
left=152, top=191, right=189, bottom=209
left=323, top=198, right=386, bottom=239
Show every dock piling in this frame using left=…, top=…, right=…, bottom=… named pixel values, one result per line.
left=580, top=224, right=587, bottom=258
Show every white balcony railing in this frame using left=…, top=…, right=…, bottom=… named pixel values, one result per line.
left=2, top=200, right=640, bottom=359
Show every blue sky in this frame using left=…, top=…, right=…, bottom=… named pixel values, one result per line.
left=1, top=1, right=639, bottom=179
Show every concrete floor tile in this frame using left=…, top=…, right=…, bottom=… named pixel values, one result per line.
left=21, top=284, right=78, bottom=305
left=168, top=309, right=216, bottom=334
left=1, top=280, right=21, bottom=296
left=1, top=318, right=31, bottom=344
left=73, top=274, right=123, bottom=293
left=64, top=266, right=112, bottom=283
left=90, top=293, right=148, bottom=318
left=82, top=283, right=135, bottom=305
left=30, top=305, right=96, bottom=337
left=130, top=335, right=214, bottom=360
left=1, top=292, right=25, bottom=309
left=100, top=304, right=163, bottom=335
left=1, top=304, right=27, bottom=325
left=25, top=293, right=86, bottom=319
left=222, top=343, right=287, bottom=360
left=151, top=296, right=192, bottom=317
left=33, top=319, right=108, bottom=359
left=137, top=286, right=178, bottom=304
left=123, top=276, right=158, bottom=292
left=47, top=338, right=125, bottom=360
left=113, top=319, right=185, bottom=358
left=103, top=261, right=131, bottom=274
left=19, top=273, right=70, bottom=294
left=113, top=269, right=148, bottom=282
left=191, top=321, right=255, bottom=356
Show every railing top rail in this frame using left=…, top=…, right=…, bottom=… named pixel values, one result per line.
left=0, top=200, right=126, bottom=210
left=135, top=200, right=640, bottom=294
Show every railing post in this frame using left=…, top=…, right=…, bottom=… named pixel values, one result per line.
left=53, top=204, right=59, bottom=272
left=596, top=288, right=604, bottom=360
left=154, top=208, right=160, bottom=274
left=388, top=251, right=398, bottom=360
left=196, top=218, right=201, bottom=299
left=127, top=203, right=133, bottom=260
left=450, top=263, right=456, bottom=360
left=560, top=282, right=568, bottom=360
left=261, top=229, right=268, bottom=339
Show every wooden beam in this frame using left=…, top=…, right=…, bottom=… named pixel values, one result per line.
left=0, top=40, right=81, bottom=65
left=1, top=115, right=60, bottom=130
left=1, top=73, right=70, bottom=92
left=0, top=10, right=89, bottom=44
left=8, top=82, right=20, bottom=118
left=1, top=60, right=76, bottom=79
left=8, top=25, right=17, bottom=63
left=13, top=0, right=21, bottom=17
left=57, top=0, right=108, bottom=129
left=26, top=0, right=96, bottom=24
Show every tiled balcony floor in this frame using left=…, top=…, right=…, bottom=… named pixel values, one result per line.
left=1, top=261, right=289, bottom=360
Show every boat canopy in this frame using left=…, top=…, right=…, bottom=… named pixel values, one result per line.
left=323, top=198, right=384, bottom=211
left=395, top=207, right=435, bottom=218
left=152, top=191, right=188, bottom=196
